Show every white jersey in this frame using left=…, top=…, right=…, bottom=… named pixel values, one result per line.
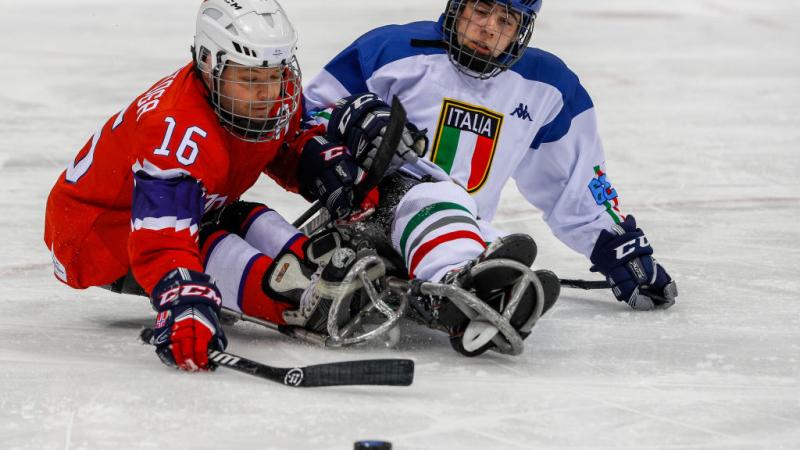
left=304, top=19, right=624, bottom=258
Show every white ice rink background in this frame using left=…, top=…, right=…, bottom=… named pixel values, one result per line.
left=1, top=1, right=798, bottom=448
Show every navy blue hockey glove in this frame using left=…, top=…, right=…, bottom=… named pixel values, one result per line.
left=327, top=93, right=428, bottom=173
left=151, top=268, right=228, bottom=371
left=298, top=135, right=364, bottom=220
left=590, top=216, right=677, bottom=311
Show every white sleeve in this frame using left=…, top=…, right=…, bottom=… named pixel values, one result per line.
left=513, top=107, right=623, bottom=258
left=303, top=69, right=351, bottom=118
left=303, top=35, right=372, bottom=121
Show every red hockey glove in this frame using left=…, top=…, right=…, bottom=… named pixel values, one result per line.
left=151, top=268, right=228, bottom=371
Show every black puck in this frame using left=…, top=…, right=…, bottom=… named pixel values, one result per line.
left=354, top=440, right=392, bottom=450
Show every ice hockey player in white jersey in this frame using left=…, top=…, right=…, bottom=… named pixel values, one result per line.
left=304, top=0, right=677, bottom=355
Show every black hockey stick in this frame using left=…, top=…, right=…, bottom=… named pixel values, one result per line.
left=560, top=278, right=672, bottom=307
left=292, top=202, right=323, bottom=229
left=560, top=278, right=610, bottom=290
left=352, top=95, right=407, bottom=204
left=140, top=328, right=414, bottom=388
left=293, top=96, right=408, bottom=229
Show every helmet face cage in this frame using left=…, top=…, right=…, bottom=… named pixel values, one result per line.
left=193, top=0, right=301, bottom=142
left=443, top=0, right=537, bottom=79
left=197, top=50, right=301, bottom=142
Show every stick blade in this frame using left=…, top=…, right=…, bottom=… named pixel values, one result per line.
left=560, top=278, right=610, bottom=290
left=299, top=358, right=415, bottom=387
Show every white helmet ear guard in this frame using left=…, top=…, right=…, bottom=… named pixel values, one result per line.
left=193, top=0, right=301, bottom=142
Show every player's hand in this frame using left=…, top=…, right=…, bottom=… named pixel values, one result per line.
left=150, top=269, right=228, bottom=371
left=327, top=93, right=427, bottom=173
left=298, top=136, right=365, bottom=220
left=590, top=215, right=677, bottom=310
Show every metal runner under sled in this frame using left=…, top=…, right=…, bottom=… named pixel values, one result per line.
left=222, top=223, right=546, bottom=356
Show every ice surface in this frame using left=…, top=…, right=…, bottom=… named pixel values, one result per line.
left=1, top=1, right=798, bottom=449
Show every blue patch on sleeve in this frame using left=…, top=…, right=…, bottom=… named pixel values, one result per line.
left=132, top=171, right=204, bottom=228
left=588, top=174, right=618, bottom=205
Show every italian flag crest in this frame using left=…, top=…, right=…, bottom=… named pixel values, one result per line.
left=430, top=99, right=504, bottom=193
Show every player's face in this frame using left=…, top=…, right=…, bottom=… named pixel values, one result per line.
left=217, top=64, right=283, bottom=120
left=456, top=1, right=521, bottom=58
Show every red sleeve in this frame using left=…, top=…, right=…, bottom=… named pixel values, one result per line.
left=128, top=112, right=226, bottom=294
left=127, top=173, right=206, bottom=294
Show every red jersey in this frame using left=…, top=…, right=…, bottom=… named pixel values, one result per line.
left=45, top=63, right=320, bottom=293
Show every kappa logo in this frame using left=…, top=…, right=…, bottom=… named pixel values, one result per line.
left=510, top=103, right=533, bottom=121
left=284, top=368, right=304, bottom=386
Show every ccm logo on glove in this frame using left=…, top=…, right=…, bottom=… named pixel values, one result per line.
left=615, top=236, right=650, bottom=260
left=334, top=95, right=373, bottom=136
left=321, top=145, right=347, bottom=161
left=158, top=284, right=222, bottom=307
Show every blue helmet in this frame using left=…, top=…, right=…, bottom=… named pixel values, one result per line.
left=505, top=0, right=542, bottom=16
left=442, top=0, right=542, bottom=79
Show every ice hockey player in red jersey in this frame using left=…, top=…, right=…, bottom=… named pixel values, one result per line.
left=44, top=0, right=372, bottom=371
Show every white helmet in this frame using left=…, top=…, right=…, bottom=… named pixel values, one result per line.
left=193, top=0, right=301, bottom=142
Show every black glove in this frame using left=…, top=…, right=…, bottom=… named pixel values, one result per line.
left=590, top=216, right=677, bottom=310
left=327, top=93, right=427, bottom=173
left=151, top=268, right=228, bottom=371
left=297, top=135, right=364, bottom=220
